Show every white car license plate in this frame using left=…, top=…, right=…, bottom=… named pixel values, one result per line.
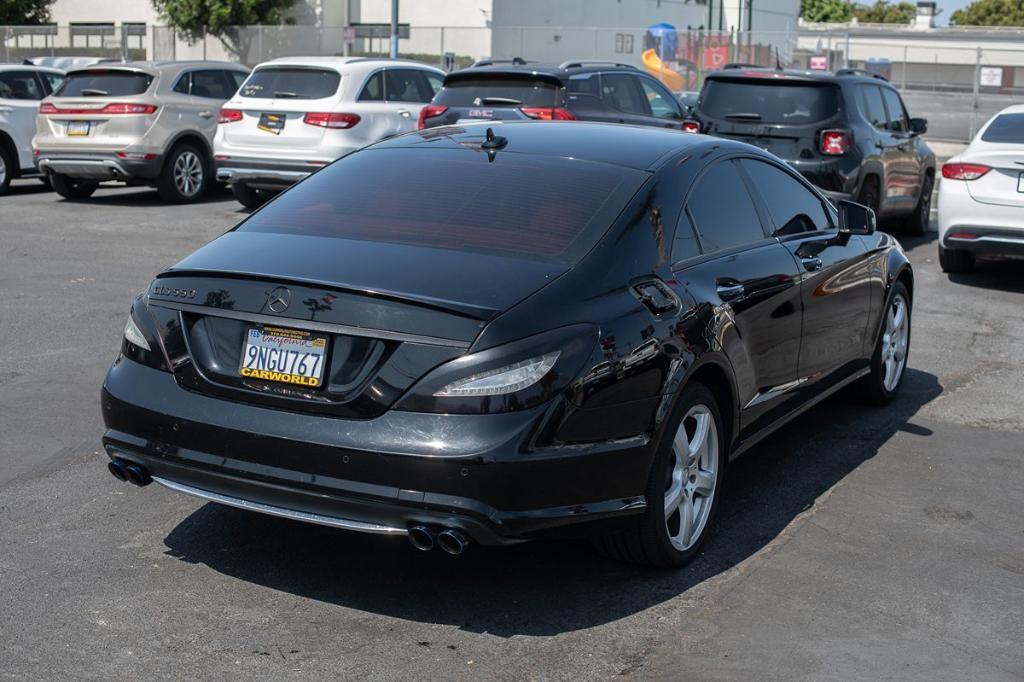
left=1017, top=172, right=1024, bottom=193
left=66, top=121, right=90, bottom=136
left=238, top=326, right=328, bottom=388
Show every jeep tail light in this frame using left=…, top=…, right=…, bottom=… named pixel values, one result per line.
left=820, top=129, right=851, bottom=155
left=682, top=120, right=700, bottom=134
left=303, top=112, right=360, bottom=129
left=520, top=107, right=576, bottom=121
left=942, top=163, right=991, bottom=181
left=218, top=108, right=243, bottom=124
left=418, top=105, right=448, bottom=129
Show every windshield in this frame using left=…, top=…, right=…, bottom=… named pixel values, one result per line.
left=435, top=76, right=562, bottom=107
left=701, top=79, right=839, bottom=125
left=981, top=113, right=1024, bottom=143
left=56, top=71, right=153, bottom=97
left=240, top=68, right=341, bottom=99
left=237, top=147, right=645, bottom=264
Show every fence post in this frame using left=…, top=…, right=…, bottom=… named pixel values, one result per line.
left=203, top=27, right=207, bottom=60
left=970, top=46, right=981, bottom=140
left=901, top=45, right=907, bottom=90
left=439, top=27, right=444, bottom=67
left=257, top=25, right=263, bottom=62
left=826, top=29, right=832, bottom=70
left=844, top=32, right=850, bottom=68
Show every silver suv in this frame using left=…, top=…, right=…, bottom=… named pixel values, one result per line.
left=34, top=61, right=249, bottom=202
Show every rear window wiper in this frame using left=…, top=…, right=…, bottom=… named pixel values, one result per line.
left=479, top=96, right=521, bottom=105
left=80, top=89, right=108, bottom=96
left=723, top=112, right=762, bottom=120
left=273, top=91, right=299, bottom=98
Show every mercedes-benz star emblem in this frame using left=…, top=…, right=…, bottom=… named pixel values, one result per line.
left=267, top=286, right=291, bottom=313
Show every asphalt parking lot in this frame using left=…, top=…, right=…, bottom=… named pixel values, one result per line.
left=1, top=178, right=1022, bottom=680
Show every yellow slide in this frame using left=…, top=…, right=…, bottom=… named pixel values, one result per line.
left=642, top=48, right=685, bottom=91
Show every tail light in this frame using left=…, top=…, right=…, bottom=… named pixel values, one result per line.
left=520, top=107, right=576, bottom=121
left=819, top=129, right=851, bottom=156
left=947, top=232, right=978, bottom=239
left=418, top=105, right=448, bottom=129
left=218, top=108, right=243, bottom=124
left=942, top=163, right=991, bottom=181
left=303, top=112, right=360, bottom=129
left=39, top=102, right=58, bottom=114
left=38, top=102, right=157, bottom=115
left=682, top=120, right=700, bottom=134
left=115, top=152, right=157, bottom=160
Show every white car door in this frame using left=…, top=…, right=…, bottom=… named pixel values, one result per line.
left=382, top=67, right=439, bottom=136
left=0, top=70, right=49, bottom=171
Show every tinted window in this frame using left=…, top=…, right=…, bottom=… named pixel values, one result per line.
left=701, top=79, right=839, bottom=124
left=237, top=149, right=646, bottom=265
left=860, top=85, right=887, bottom=128
left=639, top=78, right=681, bottom=119
left=228, top=70, right=247, bottom=89
left=673, top=211, right=701, bottom=262
left=424, top=72, right=443, bottom=96
left=40, top=72, right=63, bottom=94
left=601, top=73, right=647, bottom=114
left=567, top=73, right=599, bottom=96
left=687, top=161, right=765, bottom=252
left=358, top=71, right=383, bottom=101
left=240, top=68, right=340, bottom=99
left=57, top=70, right=153, bottom=96
left=740, top=159, right=832, bottom=235
left=385, top=69, right=431, bottom=102
left=981, top=113, right=1024, bottom=143
left=434, top=76, right=561, bottom=107
left=881, top=88, right=907, bottom=132
left=0, top=71, right=44, bottom=100
left=172, top=73, right=190, bottom=94
left=191, top=70, right=234, bottom=99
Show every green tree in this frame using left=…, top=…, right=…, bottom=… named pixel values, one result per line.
left=151, top=0, right=299, bottom=57
left=801, top=0, right=854, bottom=22
left=950, top=0, right=1024, bottom=26
left=854, top=1, right=917, bottom=23
left=0, top=0, right=55, bottom=25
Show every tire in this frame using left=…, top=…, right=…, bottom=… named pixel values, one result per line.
left=49, top=172, right=98, bottom=200
left=593, top=381, right=726, bottom=568
left=857, top=175, right=880, bottom=217
left=231, top=181, right=270, bottom=209
left=157, top=144, right=207, bottom=203
left=852, top=281, right=911, bottom=405
left=938, top=245, right=974, bottom=274
left=0, top=145, right=13, bottom=196
left=906, top=173, right=933, bottom=236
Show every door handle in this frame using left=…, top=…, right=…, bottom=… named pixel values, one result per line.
left=715, top=279, right=745, bottom=302
left=397, top=109, right=411, bottom=117
left=198, top=110, right=213, bottom=118
left=801, top=256, right=823, bottom=272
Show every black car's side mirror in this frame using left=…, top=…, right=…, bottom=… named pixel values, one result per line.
left=909, top=117, right=928, bottom=135
left=837, top=200, right=876, bottom=235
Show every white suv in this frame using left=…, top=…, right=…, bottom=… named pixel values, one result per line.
left=0, top=64, right=64, bottom=195
left=214, top=57, right=445, bottom=207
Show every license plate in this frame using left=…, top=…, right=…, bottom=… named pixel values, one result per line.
left=257, top=112, right=286, bottom=135
left=239, top=326, right=327, bottom=388
left=1017, top=172, right=1024, bottom=193
left=66, top=121, right=90, bottom=136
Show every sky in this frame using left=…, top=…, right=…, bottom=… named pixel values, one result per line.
left=934, top=0, right=974, bottom=26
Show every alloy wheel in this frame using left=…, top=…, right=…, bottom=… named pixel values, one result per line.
left=0, top=152, right=7, bottom=187
left=881, top=293, right=909, bottom=391
left=664, top=404, right=719, bottom=551
left=173, top=150, right=203, bottom=197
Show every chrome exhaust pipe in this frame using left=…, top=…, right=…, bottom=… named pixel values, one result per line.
left=107, top=460, right=128, bottom=482
left=122, top=462, right=152, bottom=487
left=408, top=525, right=436, bottom=552
left=437, top=529, right=469, bottom=556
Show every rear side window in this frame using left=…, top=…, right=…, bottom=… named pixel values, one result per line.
left=880, top=88, right=908, bottom=132
left=56, top=70, right=153, bottom=97
left=860, top=85, right=887, bottom=128
left=237, top=148, right=646, bottom=264
left=358, top=71, right=383, bottom=101
left=740, top=159, right=832, bottom=235
left=601, top=73, right=647, bottom=114
left=700, top=79, right=839, bottom=125
left=190, top=70, right=235, bottom=99
left=0, top=71, right=44, bottom=100
left=240, top=68, right=340, bottom=99
left=434, top=76, right=561, bottom=107
left=687, top=161, right=766, bottom=252
left=981, top=113, right=1024, bottom=143
left=638, top=78, right=681, bottom=119
left=385, top=69, right=433, bottom=103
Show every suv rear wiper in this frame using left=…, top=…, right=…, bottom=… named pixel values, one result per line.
left=479, top=97, right=521, bottom=105
left=80, top=89, right=108, bottom=96
left=273, top=91, right=299, bottom=98
left=723, top=112, right=762, bottom=120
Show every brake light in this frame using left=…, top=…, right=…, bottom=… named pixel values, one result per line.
left=39, top=102, right=58, bottom=114
left=418, top=105, right=448, bottom=129
left=820, top=129, right=851, bottom=156
left=682, top=120, right=700, bottom=134
left=948, top=232, right=978, bottom=239
left=303, top=112, right=360, bottom=129
left=38, top=102, right=157, bottom=115
left=520, top=107, right=576, bottom=121
left=942, top=163, right=991, bottom=181
left=115, top=152, right=157, bottom=160
left=218, top=108, right=243, bottom=124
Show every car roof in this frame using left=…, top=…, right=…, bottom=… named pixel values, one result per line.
left=0, top=64, right=63, bottom=75
left=992, top=103, right=1024, bottom=116
left=705, top=66, right=891, bottom=85
left=447, top=60, right=640, bottom=82
left=65, top=60, right=248, bottom=77
left=255, top=56, right=442, bottom=72
left=371, top=120, right=734, bottom=172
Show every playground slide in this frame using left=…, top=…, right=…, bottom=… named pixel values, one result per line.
left=642, top=49, right=685, bottom=91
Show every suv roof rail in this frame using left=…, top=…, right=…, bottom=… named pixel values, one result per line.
left=835, top=67, right=889, bottom=82
left=471, top=57, right=530, bottom=68
left=558, top=59, right=637, bottom=71
left=722, top=63, right=764, bottom=70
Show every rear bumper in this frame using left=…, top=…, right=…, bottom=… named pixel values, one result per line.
left=943, top=229, right=1024, bottom=257
left=36, top=151, right=162, bottom=182
left=101, top=359, right=653, bottom=545
left=938, top=181, right=1024, bottom=256
left=214, top=158, right=317, bottom=189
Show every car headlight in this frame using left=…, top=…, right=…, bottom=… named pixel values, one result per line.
left=434, top=352, right=559, bottom=397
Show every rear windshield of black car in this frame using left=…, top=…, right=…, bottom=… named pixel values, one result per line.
left=434, top=76, right=562, bottom=107
left=239, top=67, right=341, bottom=99
left=56, top=71, right=153, bottom=96
left=981, top=113, right=1024, bottom=143
left=236, top=148, right=645, bottom=264
left=700, top=78, right=839, bottom=125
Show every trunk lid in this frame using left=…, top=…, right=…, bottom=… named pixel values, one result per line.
left=962, top=147, right=1024, bottom=208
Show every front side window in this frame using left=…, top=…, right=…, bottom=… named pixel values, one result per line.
left=860, top=84, right=887, bottom=129
left=639, top=78, right=681, bottom=119
left=189, top=70, right=234, bottom=99
left=881, top=87, right=908, bottom=132
left=424, top=72, right=443, bottom=96
left=240, top=68, right=340, bottom=99
left=601, top=73, right=647, bottom=114
left=358, top=71, right=383, bottom=101
left=385, top=69, right=432, bottom=103
left=740, top=159, right=832, bottom=235
left=687, top=160, right=766, bottom=252
left=0, top=71, right=44, bottom=100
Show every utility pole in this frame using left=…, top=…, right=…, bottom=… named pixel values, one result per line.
left=389, top=0, right=399, bottom=59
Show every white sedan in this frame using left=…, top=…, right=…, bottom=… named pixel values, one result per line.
left=937, top=104, right=1024, bottom=273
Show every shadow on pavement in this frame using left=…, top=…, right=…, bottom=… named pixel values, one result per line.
left=4, top=179, right=53, bottom=196
left=947, top=260, right=1024, bottom=293
left=56, top=183, right=235, bottom=207
left=163, top=368, right=941, bottom=637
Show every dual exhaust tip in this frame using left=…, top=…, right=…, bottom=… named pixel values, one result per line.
left=107, top=458, right=152, bottom=487
left=408, top=525, right=469, bottom=555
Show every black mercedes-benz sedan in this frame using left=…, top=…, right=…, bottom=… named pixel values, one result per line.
left=102, top=121, right=913, bottom=567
